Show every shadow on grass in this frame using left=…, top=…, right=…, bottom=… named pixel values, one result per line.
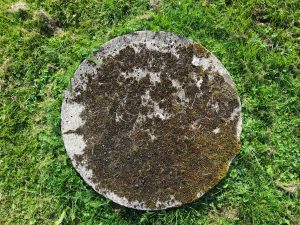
left=105, top=177, right=229, bottom=223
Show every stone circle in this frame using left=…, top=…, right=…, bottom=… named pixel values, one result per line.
left=61, top=31, right=242, bottom=210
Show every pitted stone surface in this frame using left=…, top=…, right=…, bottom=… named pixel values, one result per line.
left=61, top=31, right=242, bottom=210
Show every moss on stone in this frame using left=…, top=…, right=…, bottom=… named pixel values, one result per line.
left=68, top=41, right=240, bottom=209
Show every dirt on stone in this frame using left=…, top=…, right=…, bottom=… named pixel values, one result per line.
left=67, top=42, right=240, bottom=209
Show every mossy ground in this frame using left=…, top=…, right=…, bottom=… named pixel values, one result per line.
left=1, top=0, right=299, bottom=224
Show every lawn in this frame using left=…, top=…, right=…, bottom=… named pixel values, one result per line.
left=1, top=0, right=299, bottom=224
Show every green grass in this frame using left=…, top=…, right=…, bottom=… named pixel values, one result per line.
left=1, top=0, right=299, bottom=224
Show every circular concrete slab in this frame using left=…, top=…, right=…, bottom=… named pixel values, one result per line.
left=61, top=31, right=242, bottom=210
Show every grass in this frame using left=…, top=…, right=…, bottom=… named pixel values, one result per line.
left=0, top=0, right=299, bottom=224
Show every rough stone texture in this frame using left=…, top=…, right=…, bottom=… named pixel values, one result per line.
left=61, top=31, right=242, bottom=210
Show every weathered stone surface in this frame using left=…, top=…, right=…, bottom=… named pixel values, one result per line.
left=61, top=31, right=242, bottom=210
